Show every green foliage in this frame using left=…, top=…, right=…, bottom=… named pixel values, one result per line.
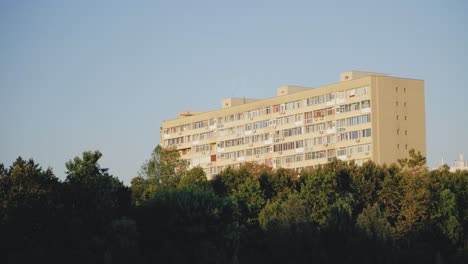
left=395, top=167, right=431, bottom=239
left=211, top=166, right=250, bottom=196
left=62, top=151, right=131, bottom=263
left=212, top=165, right=265, bottom=226
left=356, top=203, right=392, bottom=242
left=299, top=168, right=337, bottom=228
left=352, top=161, right=386, bottom=213
left=259, top=168, right=298, bottom=201
left=2, top=149, right=468, bottom=263
left=64, top=151, right=130, bottom=230
left=434, top=189, right=461, bottom=244
left=131, top=145, right=190, bottom=205
left=233, top=176, right=266, bottom=225
left=259, top=193, right=309, bottom=231
left=106, top=217, right=140, bottom=264
left=0, top=158, right=62, bottom=263
left=378, top=166, right=403, bottom=225
left=134, top=187, right=241, bottom=264
left=139, top=145, right=187, bottom=189
left=130, top=176, right=148, bottom=206
left=398, top=149, right=427, bottom=169
left=178, top=166, right=210, bottom=190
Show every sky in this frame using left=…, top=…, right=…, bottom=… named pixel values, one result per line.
left=1, top=0, right=467, bottom=185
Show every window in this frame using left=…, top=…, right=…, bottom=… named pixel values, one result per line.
left=404, top=102, right=407, bottom=107
left=295, top=140, right=304, bottom=148
left=396, top=115, right=399, bottom=120
left=273, top=105, right=280, bottom=113
left=405, top=130, right=407, bottom=135
left=363, top=128, right=371, bottom=137
left=397, top=129, right=400, bottom=135
left=294, top=113, right=302, bottom=122
left=396, top=101, right=399, bottom=107
left=193, top=120, right=208, bottom=129
left=337, top=148, right=347, bottom=156
left=334, top=91, right=345, bottom=99
left=361, top=100, right=370, bottom=108
left=355, top=86, right=369, bottom=96
left=396, top=87, right=398, bottom=93
left=304, top=112, right=313, bottom=124
left=405, top=116, right=407, bottom=120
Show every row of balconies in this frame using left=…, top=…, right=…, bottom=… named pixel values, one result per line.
left=183, top=137, right=371, bottom=161
left=193, top=149, right=372, bottom=170
left=166, top=115, right=367, bottom=142
left=170, top=122, right=369, bottom=150
left=163, top=96, right=371, bottom=138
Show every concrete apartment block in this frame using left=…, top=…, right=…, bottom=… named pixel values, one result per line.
left=161, top=71, right=426, bottom=178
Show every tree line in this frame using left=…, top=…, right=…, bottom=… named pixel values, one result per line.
left=1, top=147, right=467, bottom=263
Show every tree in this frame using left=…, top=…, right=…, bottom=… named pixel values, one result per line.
left=211, top=166, right=249, bottom=196
left=351, top=161, right=386, bottom=214
left=178, top=166, right=210, bottom=191
left=354, top=203, right=394, bottom=264
left=139, top=145, right=187, bottom=189
left=134, top=187, right=241, bottom=264
left=398, top=149, right=426, bottom=169
left=259, top=168, right=298, bottom=202
left=256, top=193, right=320, bottom=264
left=233, top=176, right=266, bottom=225
left=211, top=166, right=266, bottom=226
left=378, top=164, right=403, bottom=226
left=395, top=171, right=430, bottom=240
left=106, top=217, right=141, bottom=264
left=356, top=203, right=392, bottom=242
left=450, top=170, right=468, bottom=251
left=259, top=193, right=309, bottom=231
left=432, top=189, right=461, bottom=244
left=0, top=158, right=62, bottom=263
left=130, top=176, right=148, bottom=206
left=64, top=151, right=130, bottom=222
left=63, top=151, right=131, bottom=263
left=299, top=168, right=336, bottom=228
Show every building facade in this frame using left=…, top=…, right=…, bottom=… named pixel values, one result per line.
left=161, top=71, right=426, bottom=178
left=450, top=154, right=468, bottom=172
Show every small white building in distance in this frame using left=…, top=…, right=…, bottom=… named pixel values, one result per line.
left=450, top=154, right=468, bottom=172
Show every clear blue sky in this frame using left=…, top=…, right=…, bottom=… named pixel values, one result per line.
left=1, top=0, right=467, bottom=185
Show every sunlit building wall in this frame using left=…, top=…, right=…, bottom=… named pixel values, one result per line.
left=161, top=71, right=426, bottom=178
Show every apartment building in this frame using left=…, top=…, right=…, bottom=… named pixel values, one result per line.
left=161, top=71, right=426, bottom=178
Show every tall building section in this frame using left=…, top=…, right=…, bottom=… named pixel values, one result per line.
left=161, top=71, right=426, bottom=178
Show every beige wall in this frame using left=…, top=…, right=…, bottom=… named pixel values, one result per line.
left=372, top=76, right=426, bottom=164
